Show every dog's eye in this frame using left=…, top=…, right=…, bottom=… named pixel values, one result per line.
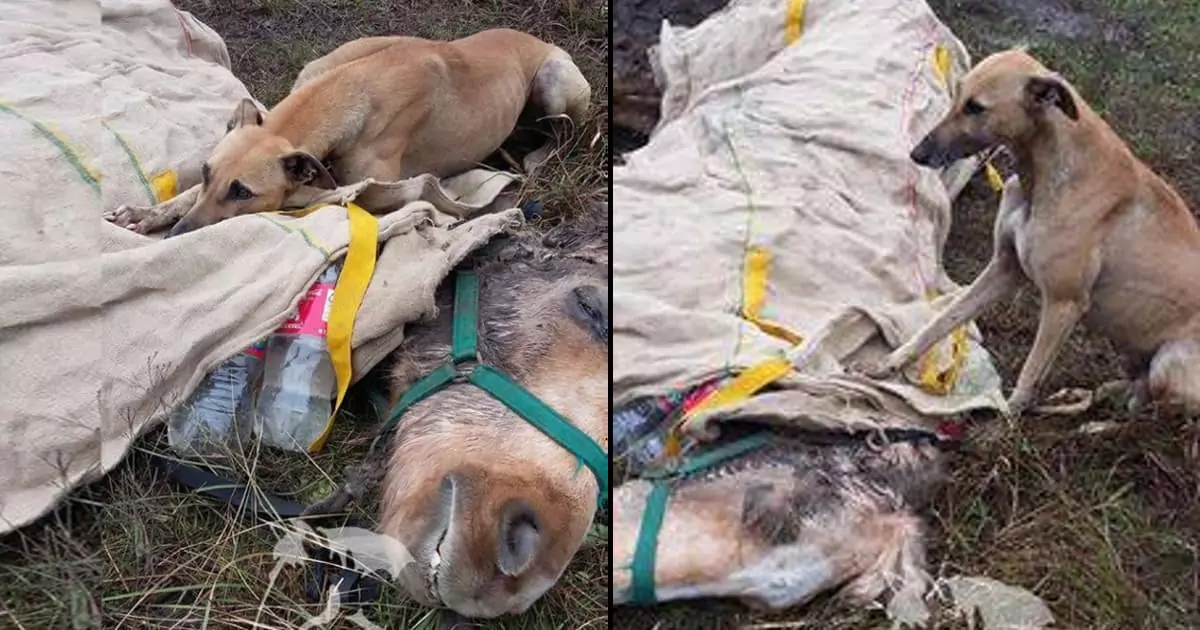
left=963, top=98, right=986, bottom=116
left=201, top=163, right=211, bottom=186
left=226, top=180, right=255, bottom=201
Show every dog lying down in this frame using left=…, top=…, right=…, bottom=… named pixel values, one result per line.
left=860, top=48, right=1200, bottom=421
left=104, top=28, right=591, bottom=237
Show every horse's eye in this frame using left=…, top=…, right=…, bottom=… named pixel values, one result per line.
left=963, top=98, right=986, bottom=116
left=569, top=285, right=608, bottom=342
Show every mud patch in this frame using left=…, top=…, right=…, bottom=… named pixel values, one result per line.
left=945, top=0, right=1137, bottom=46
left=613, top=0, right=731, bottom=150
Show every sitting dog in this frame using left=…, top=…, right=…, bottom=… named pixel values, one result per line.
left=104, top=29, right=591, bottom=237
left=862, top=49, right=1200, bottom=417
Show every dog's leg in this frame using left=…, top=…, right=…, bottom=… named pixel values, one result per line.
left=1148, top=338, right=1200, bottom=462
left=865, top=256, right=1021, bottom=380
left=524, top=48, right=591, bottom=173
left=1007, top=298, right=1088, bottom=415
left=103, top=184, right=201, bottom=235
left=336, top=152, right=410, bottom=214
left=1148, top=339, right=1200, bottom=413
left=862, top=177, right=1027, bottom=380
left=1088, top=377, right=1150, bottom=415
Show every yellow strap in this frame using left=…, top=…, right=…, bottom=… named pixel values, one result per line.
left=785, top=0, right=806, bottom=45
left=916, top=316, right=969, bottom=395
left=984, top=162, right=1005, bottom=192
left=674, top=355, right=794, bottom=440
left=277, top=201, right=379, bottom=453
left=152, top=169, right=178, bottom=203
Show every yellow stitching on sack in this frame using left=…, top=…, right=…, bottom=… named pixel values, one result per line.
left=308, top=201, right=378, bottom=452
left=273, top=203, right=338, bottom=252
left=103, top=123, right=156, bottom=204
left=257, top=215, right=332, bottom=256
left=0, top=101, right=101, bottom=194
left=785, top=0, right=806, bottom=45
left=742, top=246, right=804, bottom=345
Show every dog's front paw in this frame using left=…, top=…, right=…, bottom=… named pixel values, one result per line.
left=104, top=204, right=169, bottom=234
left=1031, top=387, right=1093, bottom=416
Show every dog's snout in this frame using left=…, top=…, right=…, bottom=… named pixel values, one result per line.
left=910, top=136, right=935, bottom=166
left=166, top=221, right=192, bottom=238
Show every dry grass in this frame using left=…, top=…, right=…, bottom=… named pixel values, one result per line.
left=614, top=0, right=1200, bottom=628
left=0, top=1, right=609, bottom=628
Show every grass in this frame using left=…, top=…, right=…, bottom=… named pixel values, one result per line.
left=614, top=0, right=1200, bottom=628
left=0, top=1, right=609, bottom=628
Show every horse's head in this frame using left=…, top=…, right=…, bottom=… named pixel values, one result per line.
left=378, top=222, right=608, bottom=618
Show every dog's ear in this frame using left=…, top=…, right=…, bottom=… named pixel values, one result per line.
left=1025, top=76, right=1078, bottom=121
left=281, top=151, right=338, bottom=189
left=226, top=98, right=265, bottom=132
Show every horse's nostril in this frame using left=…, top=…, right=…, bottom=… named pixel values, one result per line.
left=497, top=499, right=542, bottom=577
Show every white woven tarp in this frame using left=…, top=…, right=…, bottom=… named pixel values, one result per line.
left=0, top=0, right=522, bottom=534
left=613, top=0, right=1008, bottom=439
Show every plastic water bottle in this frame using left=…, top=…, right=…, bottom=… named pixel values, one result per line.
left=613, top=376, right=732, bottom=474
left=167, top=338, right=267, bottom=456
left=255, top=263, right=341, bottom=452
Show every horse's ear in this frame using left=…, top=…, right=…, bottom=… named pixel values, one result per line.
left=497, top=500, right=542, bottom=576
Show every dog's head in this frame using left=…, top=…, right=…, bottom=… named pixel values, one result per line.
left=168, top=98, right=336, bottom=237
left=910, top=49, right=1080, bottom=169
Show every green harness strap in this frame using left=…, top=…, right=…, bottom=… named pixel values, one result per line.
left=629, top=432, right=775, bottom=605
left=373, top=270, right=609, bottom=508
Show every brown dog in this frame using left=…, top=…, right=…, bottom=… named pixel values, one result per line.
left=104, top=29, right=590, bottom=237
left=862, top=49, right=1200, bottom=418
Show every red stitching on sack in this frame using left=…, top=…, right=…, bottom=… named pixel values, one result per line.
left=897, top=20, right=943, bottom=297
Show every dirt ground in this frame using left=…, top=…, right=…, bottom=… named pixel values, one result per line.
left=613, top=0, right=1200, bottom=628
left=0, top=1, right=608, bottom=629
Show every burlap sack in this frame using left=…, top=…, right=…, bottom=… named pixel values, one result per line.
left=613, top=0, right=1008, bottom=439
left=0, top=0, right=523, bottom=534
